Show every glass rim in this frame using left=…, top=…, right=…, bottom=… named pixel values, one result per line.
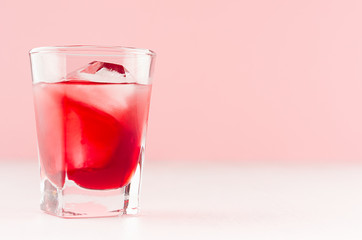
left=29, top=45, right=156, bottom=57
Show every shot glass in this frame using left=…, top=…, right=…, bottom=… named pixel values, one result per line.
left=29, top=45, right=155, bottom=218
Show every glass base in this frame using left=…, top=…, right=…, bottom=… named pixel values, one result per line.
left=40, top=163, right=142, bottom=218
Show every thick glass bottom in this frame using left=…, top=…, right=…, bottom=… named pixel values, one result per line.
left=40, top=163, right=142, bottom=218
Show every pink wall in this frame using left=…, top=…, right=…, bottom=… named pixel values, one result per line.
left=1, top=0, right=362, bottom=162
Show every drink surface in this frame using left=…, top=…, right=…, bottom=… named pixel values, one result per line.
left=33, top=80, right=151, bottom=190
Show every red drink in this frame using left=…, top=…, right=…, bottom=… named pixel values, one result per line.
left=33, top=80, right=151, bottom=190
left=31, top=48, right=155, bottom=218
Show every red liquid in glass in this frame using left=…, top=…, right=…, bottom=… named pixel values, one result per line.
left=33, top=81, right=151, bottom=190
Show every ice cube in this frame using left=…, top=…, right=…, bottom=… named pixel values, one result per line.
left=80, top=61, right=126, bottom=75
left=67, top=61, right=134, bottom=83
left=63, top=96, right=122, bottom=170
left=59, top=81, right=136, bottom=120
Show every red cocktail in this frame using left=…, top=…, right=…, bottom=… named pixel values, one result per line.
left=30, top=47, right=155, bottom=218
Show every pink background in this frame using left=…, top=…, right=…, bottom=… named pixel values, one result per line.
left=1, top=0, right=362, bottom=162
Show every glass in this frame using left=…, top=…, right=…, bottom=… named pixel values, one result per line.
left=29, top=45, right=156, bottom=218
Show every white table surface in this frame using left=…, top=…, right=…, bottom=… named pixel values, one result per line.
left=1, top=160, right=362, bottom=239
